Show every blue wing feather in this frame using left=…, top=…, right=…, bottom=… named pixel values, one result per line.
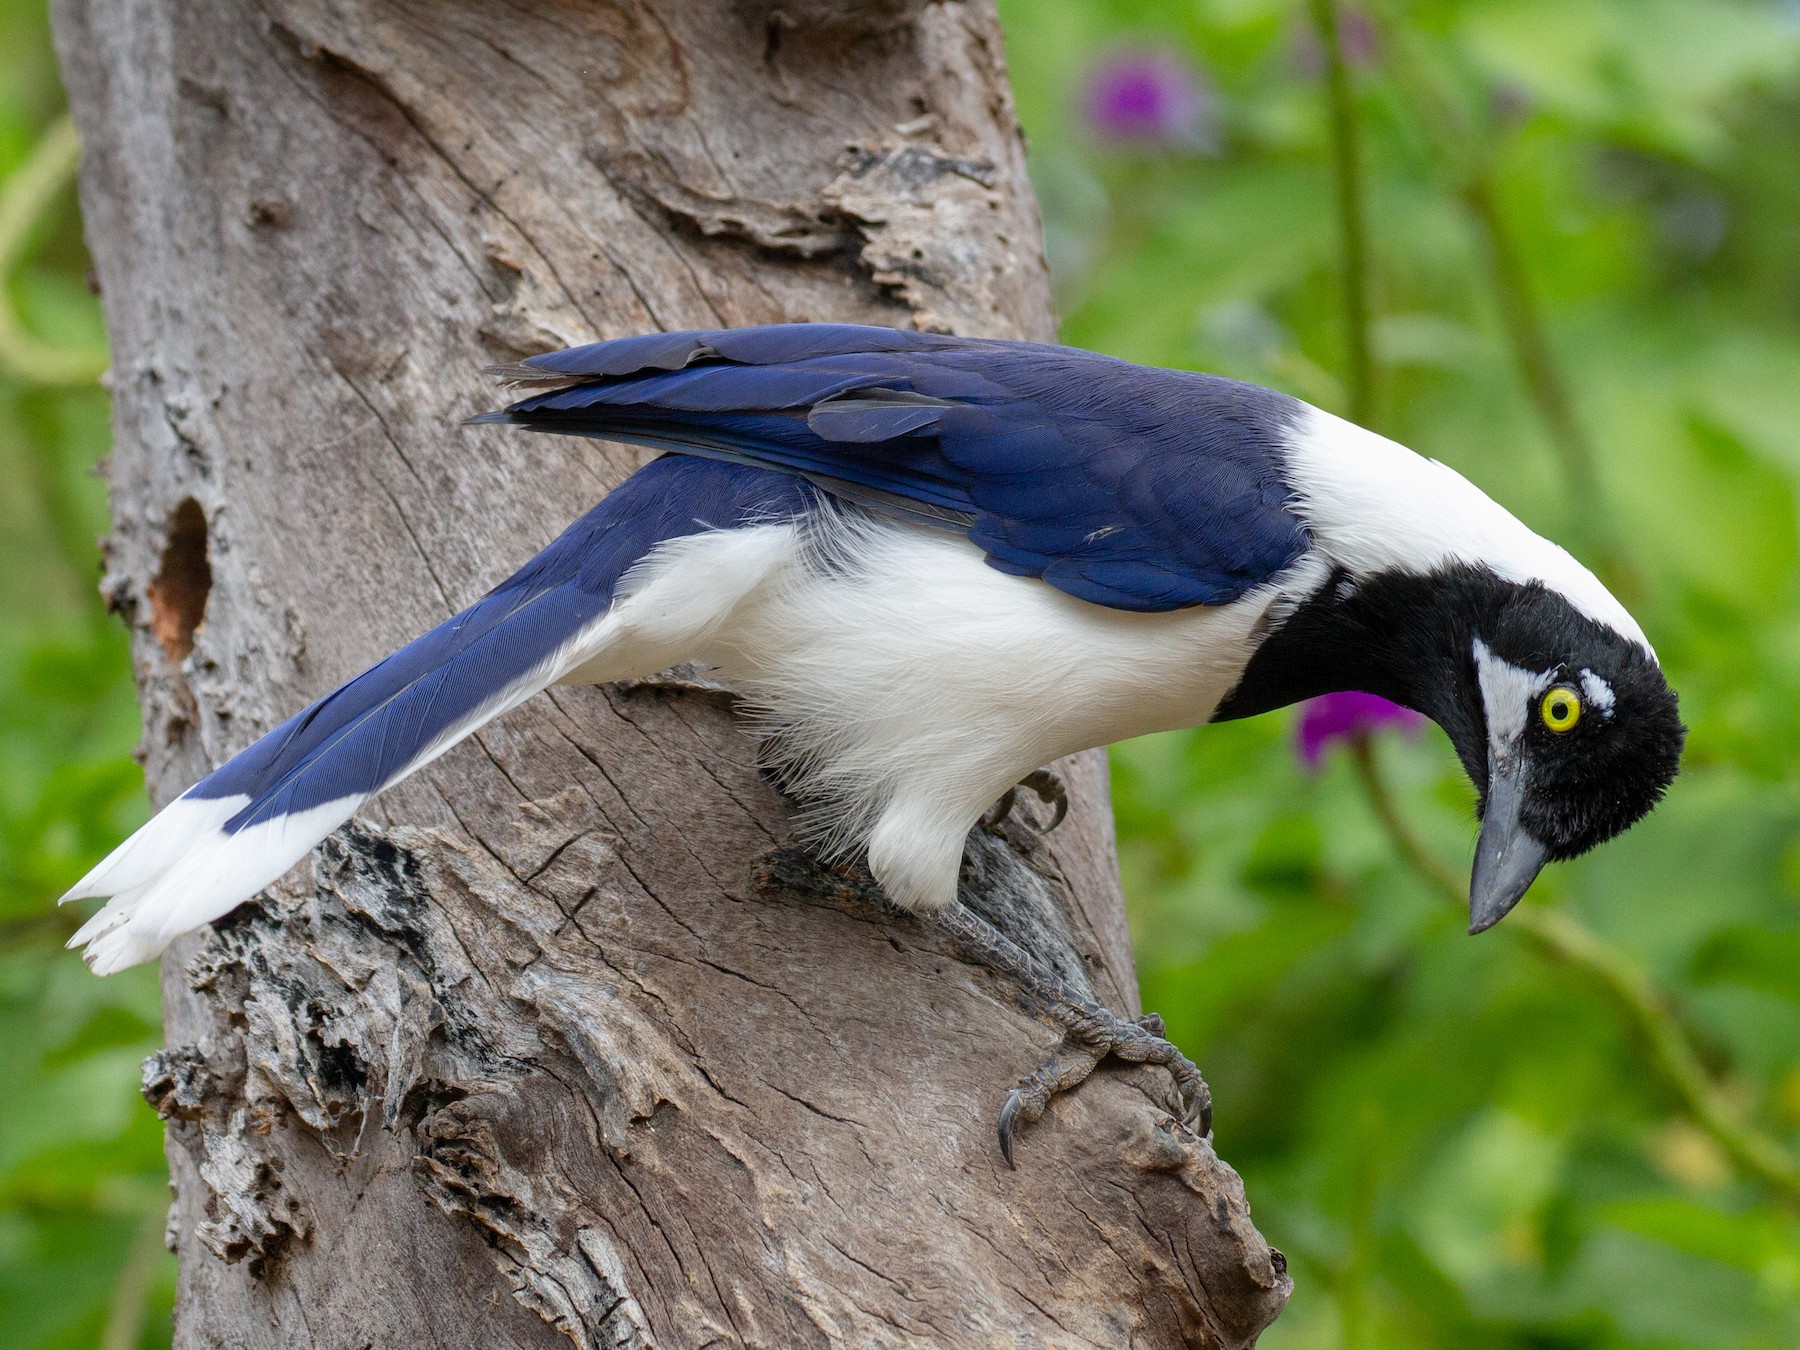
left=515, top=323, right=962, bottom=379
left=480, top=324, right=1311, bottom=612
left=193, top=457, right=815, bottom=822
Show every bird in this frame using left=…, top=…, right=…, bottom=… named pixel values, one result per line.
left=59, top=322, right=1684, bottom=1162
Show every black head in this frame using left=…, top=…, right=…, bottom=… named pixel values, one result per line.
left=1215, top=563, right=1686, bottom=930
left=1457, top=583, right=1683, bottom=928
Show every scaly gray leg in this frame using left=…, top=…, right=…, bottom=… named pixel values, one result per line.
left=980, top=768, right=1069, bottom=833
left=929, top=900, right=1211, bottom=1167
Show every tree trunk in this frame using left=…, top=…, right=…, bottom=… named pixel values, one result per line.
left=54, top=2, right=1291, bottom=1345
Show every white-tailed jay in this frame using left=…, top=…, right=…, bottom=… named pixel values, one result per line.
left=61, top=325, right=1684, bottom=1162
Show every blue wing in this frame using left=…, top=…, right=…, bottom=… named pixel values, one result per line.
left=474, top=323, right=1312, bottom=612
left=66, top=457, right=815, bottom=972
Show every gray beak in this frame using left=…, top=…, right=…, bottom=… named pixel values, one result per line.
left=1469, top=752, right=1549, bottom=934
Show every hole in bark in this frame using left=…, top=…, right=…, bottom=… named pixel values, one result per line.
left=763, top=12, right=792, bottom=65
left=147, top=497, right=211, bottom=662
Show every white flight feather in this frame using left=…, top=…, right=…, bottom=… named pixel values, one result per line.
left=70, top=646, right=599, bottom=974
left=61, top=793, right=248, bottom=904
left=76, top=797, right=360, bottom=975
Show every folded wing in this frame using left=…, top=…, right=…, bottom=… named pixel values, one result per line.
left=475, top=323, right=1313, bottom=612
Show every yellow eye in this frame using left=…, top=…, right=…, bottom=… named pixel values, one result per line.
left=1541, top=686, right=1582, bottom=733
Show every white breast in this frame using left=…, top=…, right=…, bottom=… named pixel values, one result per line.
left=593, top=508, right=1304, bottom=913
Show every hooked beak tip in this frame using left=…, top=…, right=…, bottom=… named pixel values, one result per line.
left=1468, top=849, right=1545, bottom=933
left=1467, top=902, right=1517, bottom=937
left=1468, top=754, right=1550, bottom=934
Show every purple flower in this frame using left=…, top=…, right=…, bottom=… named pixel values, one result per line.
left=1291, top=6, right=1381, bottom=78
left=1081, top=47, right=1216, bottom=151
left=1488, top=81, right=1534, bottom=126
left=1295, top=692, right=1424, bottom=770
left=1339, top=8, right=1379, bottom=66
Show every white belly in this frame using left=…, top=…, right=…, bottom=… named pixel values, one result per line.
left=590, top=510, right=1292, bottom=913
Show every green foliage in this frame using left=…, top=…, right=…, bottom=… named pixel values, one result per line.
left=0, top=3, right=169, bottom=1346
left=3, top=0, right=1799, bottom=1344
left=1002, top=0, right=1800, bottom=1344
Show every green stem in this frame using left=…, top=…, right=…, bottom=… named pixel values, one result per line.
left=1350, top=737, right=1466, bottom=902
left=0, top=113, right=108, bottom=387
left=0, top=910, right=83, bottom=945
left=1340, top=1098, right=1382, bottom=1350
left=99, top=1206, right=167, bottom=1350
left=1461, top=177, right=1606, bottom=535
left=1373, top=19, right=1611, bottom=553
left=1348, top=737, right=1800, bottom=1206
left=1308, top=0, right=1377, bottom=430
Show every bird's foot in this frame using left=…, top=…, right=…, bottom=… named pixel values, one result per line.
left=997, top=1007, right=1211, bottom=1167
left=980, top=768, right=1068, bottom=832
left=927, top=901, right=1210, bottom=1167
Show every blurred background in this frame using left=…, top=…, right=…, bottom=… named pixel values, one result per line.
left=4, top=0, right=1800, bottom=1345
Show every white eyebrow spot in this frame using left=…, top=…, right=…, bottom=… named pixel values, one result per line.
left=1474, top=638, right=1556, bottom=758
left=1580, top=669, right=1616, bottom=717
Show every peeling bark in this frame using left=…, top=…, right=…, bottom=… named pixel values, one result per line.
left=56, top=1, right=1290, bottom=1345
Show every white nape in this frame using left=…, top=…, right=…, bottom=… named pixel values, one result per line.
left=1284, top=405, right=1651, bottom=657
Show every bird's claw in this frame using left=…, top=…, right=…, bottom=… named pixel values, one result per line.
left=1021, top=768, right=1070, bottom=831
left=997, top=1042, right=1101, bottom=1167
left=997, top=1089, right=1025, bottom=1168
left=981, top=768, right=1069, bottom=832
left=996, top=1008, right=1210, bottom=1168
left=980, top=787, right=1017, bottom=830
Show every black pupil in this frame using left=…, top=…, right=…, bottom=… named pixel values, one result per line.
left=1552, top=697, right=1571, bottom=719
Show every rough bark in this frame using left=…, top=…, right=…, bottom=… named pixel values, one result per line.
left=55, top=2, right=1291, bottom=1345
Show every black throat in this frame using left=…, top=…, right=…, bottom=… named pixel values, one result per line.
left=1216, top=561, right=1686, bottom=863
left=1212, top=564, right=1508, bottom=785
